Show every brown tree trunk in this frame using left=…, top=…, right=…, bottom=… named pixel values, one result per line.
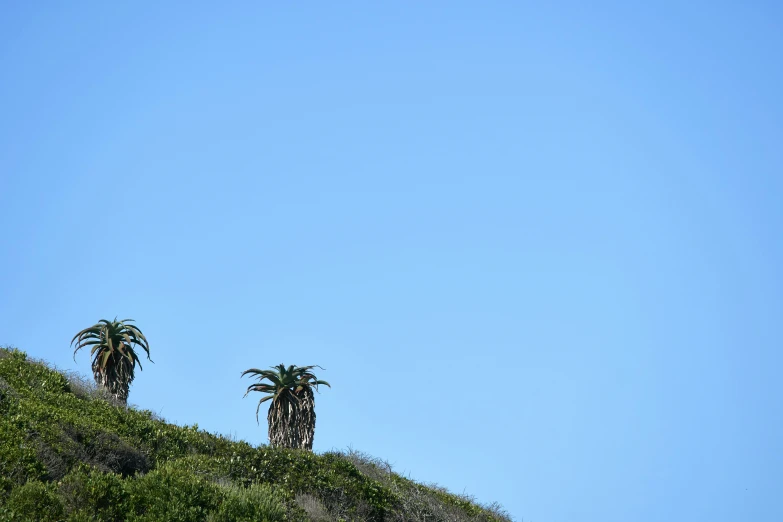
left=92, top=357, right=131, bottom=406
left=267, top=388, right=316, bottom=450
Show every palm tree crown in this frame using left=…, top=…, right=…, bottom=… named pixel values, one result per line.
left=71, top=318, right=151, bottom=405
left=242, top=364, right=330, bottom=450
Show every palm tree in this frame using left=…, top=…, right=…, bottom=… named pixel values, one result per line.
left=242, top=364, right=330, bottom=450
left=71, top=318, right=151, bottom=405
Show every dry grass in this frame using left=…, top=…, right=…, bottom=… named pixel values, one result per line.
left=295, top=493, right=334, bottom=521
left=334, top=448, right=514, bottom=522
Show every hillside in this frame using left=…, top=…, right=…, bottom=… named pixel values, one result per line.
left=0, top=347, right=512, bottom=521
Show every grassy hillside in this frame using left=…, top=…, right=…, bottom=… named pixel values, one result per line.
left=0, top=346, right=512, bottom=522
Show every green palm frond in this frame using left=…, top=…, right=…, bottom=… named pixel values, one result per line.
left=71, top=317, right=152, bottom=404
left=242, top=363, right=330, bottom=423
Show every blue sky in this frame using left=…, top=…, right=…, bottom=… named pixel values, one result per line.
left=1, top=2, right=782, bottom=520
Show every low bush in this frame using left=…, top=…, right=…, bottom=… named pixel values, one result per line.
left=124, top=461, right=222, bottom=522
left=3, top=480, right=65, bottom=521
left=208, top=482, right=286, bottom=522
left=58, top=465, right=129, bottom=521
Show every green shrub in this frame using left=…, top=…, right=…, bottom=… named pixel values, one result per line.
left=125, top=462, right=222, bottom=522
left=229, top=448, right=398, bottom=520
left=208, top=483, right=286, bottom=522
left=0, top=419, right=46, bottom=489
left=58, top=466, right=129, bottom=521
left=4, top=480, right=65, bottom=521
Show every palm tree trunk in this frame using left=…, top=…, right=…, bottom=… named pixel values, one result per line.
left=92, top=367, right=129, bottom=406
left=267, top=389, right=316, bottom=450
left=297, top=387, right=316, bottom=451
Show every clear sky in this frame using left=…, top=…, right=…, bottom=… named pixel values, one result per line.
left=1, top=2, right=782, bottom=521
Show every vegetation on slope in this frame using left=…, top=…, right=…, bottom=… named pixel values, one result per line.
left=0, top=347, right=512, bottom=521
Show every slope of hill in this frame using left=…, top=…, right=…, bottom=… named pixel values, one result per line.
left=0, top=347, right=512, bottom=521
